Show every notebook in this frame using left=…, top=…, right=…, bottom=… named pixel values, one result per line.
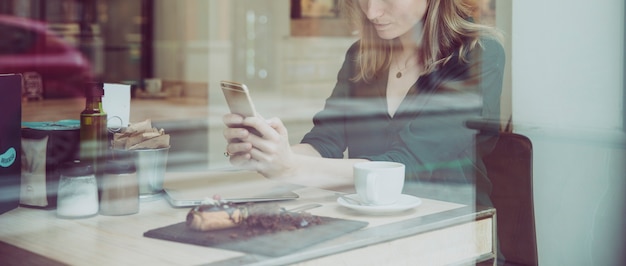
left=0, top=74, right=22, bottom=214
left=163, top=170, right=301, bottom=207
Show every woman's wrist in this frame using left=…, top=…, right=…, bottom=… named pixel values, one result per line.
left=280, top=153, right=305, bottom=178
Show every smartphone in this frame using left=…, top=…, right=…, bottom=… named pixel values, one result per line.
left=220, top=80, right=261, bottom=136
left=220, top=80, right=258, bottom=117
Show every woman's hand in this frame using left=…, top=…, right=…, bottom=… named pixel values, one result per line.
left=222, top=114, right=296, bottom=178
left=223, top=114, right=359, bottom=189
left=245, top=116, right=297, bottom=178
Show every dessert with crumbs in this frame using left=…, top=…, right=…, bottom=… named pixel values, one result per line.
left=186, top=198, right=322, bottom=234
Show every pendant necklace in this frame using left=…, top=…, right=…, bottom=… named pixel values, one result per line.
left=395, top=55, right=416, bottom=79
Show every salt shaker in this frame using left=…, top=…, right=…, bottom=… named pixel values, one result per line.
left=99, top=160, right=139, bottom=216
left=56, top=161, right=99, bottom=218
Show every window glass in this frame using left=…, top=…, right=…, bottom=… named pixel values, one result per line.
left=0, top=23, right=37, bottom=54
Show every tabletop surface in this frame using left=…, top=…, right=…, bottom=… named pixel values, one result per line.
left=0, top=171, right=494, bottom=266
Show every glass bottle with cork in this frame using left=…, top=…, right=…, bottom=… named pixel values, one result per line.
left=79, top=82, right=108, bottom=194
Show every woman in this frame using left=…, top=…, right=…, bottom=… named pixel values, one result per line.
left=223, top=0, right=505, bottom=196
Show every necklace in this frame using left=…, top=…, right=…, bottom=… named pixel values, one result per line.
left=394, top=54, right=417, bottom=79
left=396, top=70, right=403, bottom=79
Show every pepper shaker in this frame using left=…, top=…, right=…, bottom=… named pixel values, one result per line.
left=99, top=159, right=139, bottom=215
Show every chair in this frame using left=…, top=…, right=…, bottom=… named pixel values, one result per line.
left=467, top=119, right=539, bottom=266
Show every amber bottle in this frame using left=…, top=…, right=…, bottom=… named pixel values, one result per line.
left=79, top=82, right=108, bottom=192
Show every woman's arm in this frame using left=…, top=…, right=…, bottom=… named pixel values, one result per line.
left=237, top=115, right=367, bottom=189
left=281, top=153, right=367, bottom=189
left=290, top=143, right=321, bottom=156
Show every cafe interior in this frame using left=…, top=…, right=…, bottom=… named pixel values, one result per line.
left=1, top=0, right=625, bottom=265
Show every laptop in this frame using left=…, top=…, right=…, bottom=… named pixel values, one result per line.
left=163, top=170, right=301, bottom=208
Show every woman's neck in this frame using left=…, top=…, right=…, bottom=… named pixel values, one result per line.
left=397, top=21, right=424, bottom=54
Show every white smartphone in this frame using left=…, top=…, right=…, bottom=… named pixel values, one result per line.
left=220, top=80, right=261, bottom=136
left=220, top=80, right=258, bottom=117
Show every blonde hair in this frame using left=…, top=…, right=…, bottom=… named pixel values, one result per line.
left=340, top=0, right=502, bottom=83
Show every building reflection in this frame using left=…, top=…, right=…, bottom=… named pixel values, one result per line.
left=0, top=0, right=152, bottom=97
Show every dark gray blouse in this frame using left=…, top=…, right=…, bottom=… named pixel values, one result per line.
left=301, top=37, right=505, bottom=190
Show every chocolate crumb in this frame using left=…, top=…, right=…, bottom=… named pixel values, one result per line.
left=241, top=203, right=324, bottom=236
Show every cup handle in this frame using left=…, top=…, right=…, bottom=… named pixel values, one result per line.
left=366, top=173, right=378, bottom=203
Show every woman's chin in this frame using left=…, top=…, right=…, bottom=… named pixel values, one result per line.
left=376, top=32, right=398, bottom=40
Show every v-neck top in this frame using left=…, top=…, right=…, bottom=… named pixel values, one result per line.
left=301, top=37, right=505, bottom=183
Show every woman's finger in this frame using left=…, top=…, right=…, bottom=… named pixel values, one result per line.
left=223, top=127, right=250, bottom=142
left=228, top=152, right=252, bottom=166
left=248, top=146, right=273, bottom=164
left=223, top=113, right=245, bottom=127
left=226, top=142, right=252, bottom=155
left=242, top=116, right=279, bottom=140
left=266, top=117, right=288, bottom=136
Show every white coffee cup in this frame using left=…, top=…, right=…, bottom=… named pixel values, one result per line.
left=144, top=78, right=162, bottom=95
left=353, top=161, right=405, bottom=205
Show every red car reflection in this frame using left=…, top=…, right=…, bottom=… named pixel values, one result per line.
left=0, top=15, right=94, bottom=98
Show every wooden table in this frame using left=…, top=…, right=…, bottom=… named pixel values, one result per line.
left=0, top=171, right=496, bottom=265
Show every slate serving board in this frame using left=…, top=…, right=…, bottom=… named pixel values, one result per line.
left=144, top=216, right=368, bottom=257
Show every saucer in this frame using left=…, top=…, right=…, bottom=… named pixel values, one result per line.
left=337, top=194, right=422, bottom=215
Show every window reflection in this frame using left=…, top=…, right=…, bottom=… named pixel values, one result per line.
left=6, top=0, right=507, bottom=170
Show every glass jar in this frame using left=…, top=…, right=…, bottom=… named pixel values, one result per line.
left=99, top=160, right=139, bottom=216
left=56, top=161, right=99, bottom=218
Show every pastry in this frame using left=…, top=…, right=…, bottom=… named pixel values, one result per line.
left=186, top=200, right=249, bottom=231
left=185, top=199, right=322, bottom=232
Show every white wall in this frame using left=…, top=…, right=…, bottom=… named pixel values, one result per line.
left=512, top=0, right=624, bottom=131
left=512, top=0, right=626, bottom=265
